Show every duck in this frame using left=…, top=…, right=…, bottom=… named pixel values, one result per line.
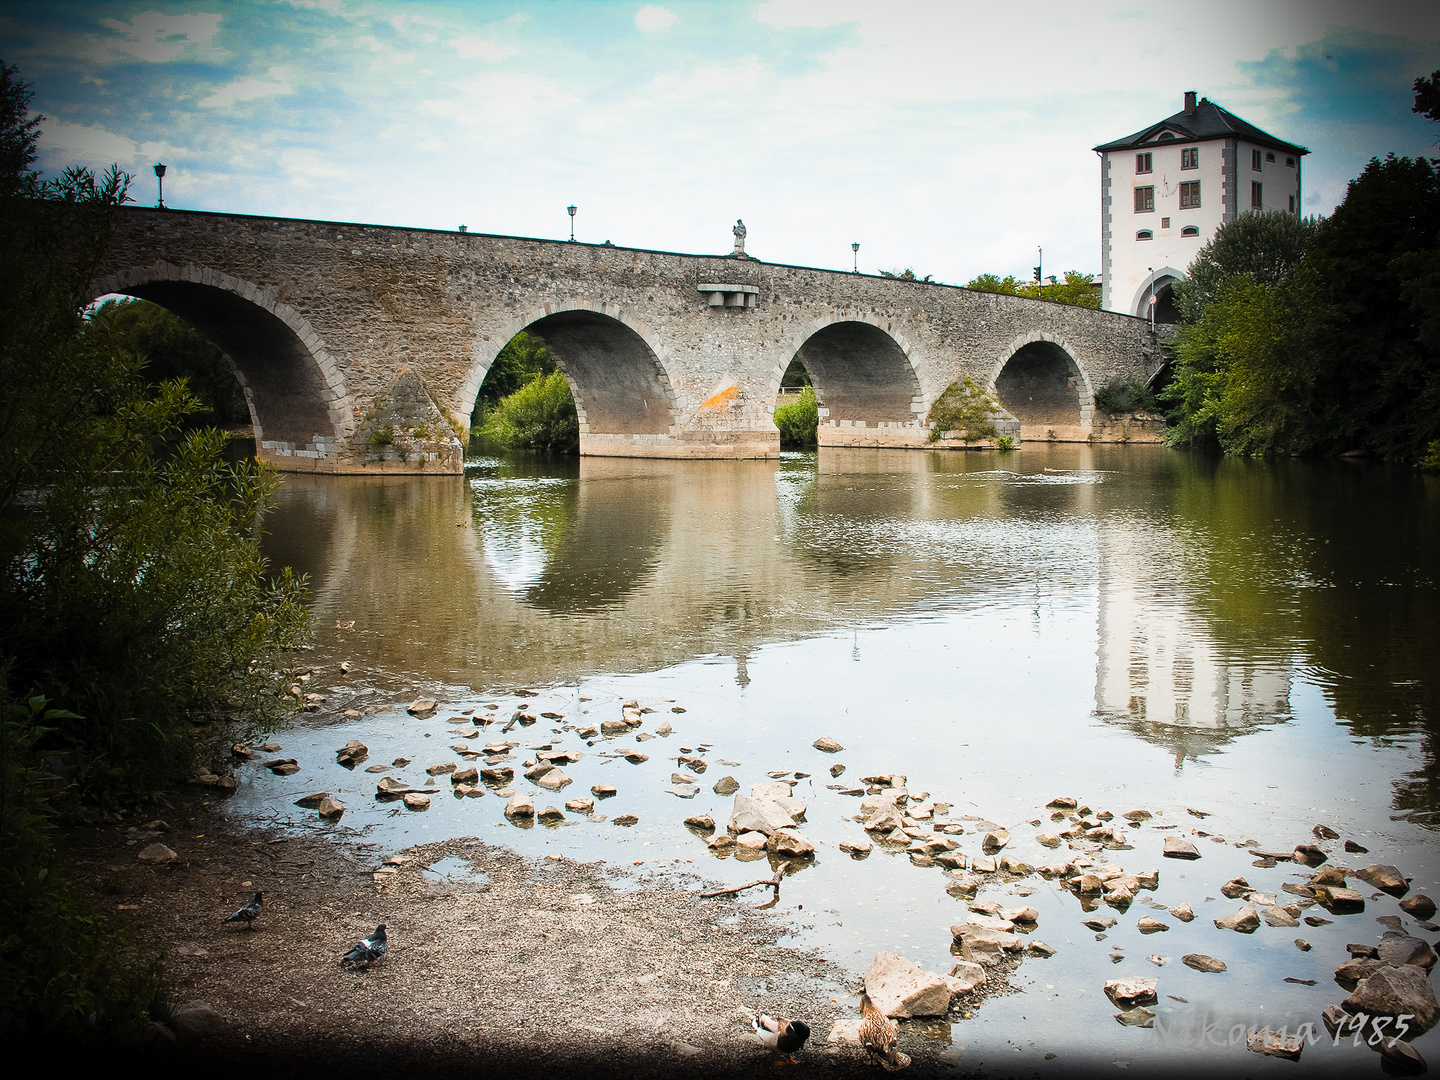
left=752, top=1013, right=811, bottom=1066
left=859, top=993, right=911, bottom=1070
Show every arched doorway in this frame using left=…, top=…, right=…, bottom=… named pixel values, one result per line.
left=991, top=339, right=1092, bottom=439
left=1130, top=268, right=1184, bottom=324
left=787, top=320, right=922, bottom=444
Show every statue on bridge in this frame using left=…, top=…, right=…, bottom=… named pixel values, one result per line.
left=732, top=219, right=747, bottom=257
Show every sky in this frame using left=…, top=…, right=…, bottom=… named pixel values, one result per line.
left=3, top=0, right=1438, bottom=285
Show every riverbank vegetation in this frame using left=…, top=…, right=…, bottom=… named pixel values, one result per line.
left=1, top=62, right=310, bottom=1039
left=774, top=385, right=818, bottom=446
left=926, top=377, right=1000, bottom=442
left=1163, top=73, right=1440, bottom=465
left=470, top=332, right=580, bottom=454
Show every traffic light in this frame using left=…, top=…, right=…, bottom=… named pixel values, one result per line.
left=1033, top=266, right=1041, bottom=282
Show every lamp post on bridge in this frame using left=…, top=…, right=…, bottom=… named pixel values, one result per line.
left=153, top=163, right=167, bottom=209
left=567, top=204, right=576, bottom=242
left=851, top=242, right=859, bottom=273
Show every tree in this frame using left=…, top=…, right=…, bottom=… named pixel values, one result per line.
left=84, top=299, right=250, bottom=426
left=925, top=377, right=1001, bottom=443
left=1172, top=211, right=1322, bottom=323
left=0, top=60, right=42, bottom=197
left=966, top=273, right=1020, bottom=294
left=773, top=385, right=817, bottom=446
left=966, top=270, right=1100, bottom=307
left=474, top=330, right=555, bottom=413
left=1414, top=69, right=1440, bottom=126
left=479, top=369, right=579, bottom=453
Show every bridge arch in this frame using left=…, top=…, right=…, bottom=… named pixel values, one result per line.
left=1129, top=266, right=1185, bottom=323
left=460, top=302, right=678, bottom=441
left=771, top=316, right=924, bottom=433
left=987, top=332, right=1095, bottom=432
left=91, top=263, right=354, bottom=457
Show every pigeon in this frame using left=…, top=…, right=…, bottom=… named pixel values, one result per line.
left=859, top=993, right=910, bottom=1071
left=752, top=1013, right=810, bottom=1066
left=222, top=891, right=264, bottom=931
left=340, top=923, right=387, bottom=967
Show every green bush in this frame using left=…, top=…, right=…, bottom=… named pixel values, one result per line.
left=1093, top=377, right=1159, bottom=416
left=926, top=377, right=999, bottom=442
left=773, top=385, right=818, bottom=447
left=480, top=369, right=579, bottom=453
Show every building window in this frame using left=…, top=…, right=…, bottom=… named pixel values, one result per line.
left=1136, top=230, right=1153, bottom=240
left=1161, top=217, right=1170, bottom=229
left=1266, top=151, right=1276, bottom=163
left=1289, top=195, right=1295, bottom=213
left=1179, top=181, right=1201, bottom=208
left=1252, top=149, right=1262, bottom=170
left=1181, top=226, right=1199, bottom=237
left=1286, top=156, right=1295, bottom=167
left=1252, top=181, right=1263, bottom=209
left=1134, top=186, right=1155, bottom=212
left=1181, top=147, right=1198, bottom=170
left=1136, top=152, right=1152, bottom=174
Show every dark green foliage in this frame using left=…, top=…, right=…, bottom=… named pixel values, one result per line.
left=0, top=693, right=164, bottom=1039
left=1162, top=152, right=1440, bottom=462
left=0, top=168, right=312, bottom=799
left=1415, top=69, right=1440, bottom=125
left=926, top=377, right=1000, bottom=442
left=479, top=369, right=579, bottom=453
left=1171, top=210, right=1322, bottom=323
left=1093, top=377, right=1158, bottom=416
left=773, top=385, right=818, bottom=447
left=779, top=358, right=811, bottom=388
left=473, top=331, right=555, bottom=417
left=84, top=299, right=250, bottom=426
left=0, top=60, right=41, bottom=198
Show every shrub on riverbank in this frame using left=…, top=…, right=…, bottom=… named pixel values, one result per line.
left=1093, top=376, right=1159, bottom=417
left=926, top=378, right=999, bottom=442
left=1, top=67, right=312, bottom=1037
left=479, top=370, right=579, bottom=453
left=774, top=385, right=818, bottom=447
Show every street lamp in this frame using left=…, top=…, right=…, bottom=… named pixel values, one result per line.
left=153, top=163, right=167, bottom=209
left=851, top=242, right=859, bottom=273
left=567, top=204, right=577, bottom=242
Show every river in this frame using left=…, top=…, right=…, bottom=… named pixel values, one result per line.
left=236, top=444, right=1439, bottom=1076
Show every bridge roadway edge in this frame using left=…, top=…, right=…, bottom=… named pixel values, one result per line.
left=98, top=207, right=1165, bottom=474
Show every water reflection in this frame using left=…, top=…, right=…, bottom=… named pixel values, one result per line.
left=260, top=445, right=1438, bottom=817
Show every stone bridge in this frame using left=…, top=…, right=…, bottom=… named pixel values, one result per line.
left=97, top=207, right=1165, bottom=473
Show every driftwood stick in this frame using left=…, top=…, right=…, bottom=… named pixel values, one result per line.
left=700, top=867, right=786, bottom=898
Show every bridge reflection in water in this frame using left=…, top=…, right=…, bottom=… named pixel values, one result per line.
left=261, top=445, right=1437, bottom=815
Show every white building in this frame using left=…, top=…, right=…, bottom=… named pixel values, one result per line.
left=1095, top=92, right=1308, bottom=320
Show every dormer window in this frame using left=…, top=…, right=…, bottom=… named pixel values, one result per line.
left=1136, top=230, right=1153, bottom=241
left=1136, top=152, right=1152, bottom=174
left=1181, top=147, right=1198, bottom=170
left=1286, top=156, right=1295, bottom=167
left=1181, top=226, right=1199, bottom=237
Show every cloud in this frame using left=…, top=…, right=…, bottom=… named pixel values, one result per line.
left=199, top=68, right=295, bottom=109
left=634, top=6, right=678, bottom=32
left=453, top=36, right=519, bottom=61
left=94, top=10, right=225, bottom=63
left=39, top=121, right=139, bottom=165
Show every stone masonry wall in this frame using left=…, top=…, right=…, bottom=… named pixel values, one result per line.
left=99, top=207, right=1164, bottom=473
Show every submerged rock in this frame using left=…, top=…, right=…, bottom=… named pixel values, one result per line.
left=138, top=843, right=179, bottom=863
left=712, top=776, right=740, bottom=796
left=684, top=813, right=715, bottom=832
left=504, top=793, right=535, bottom=818
left=613, top=813, right=639, bottom=827
left=812, top=736, right=844, bottom=753
left=1214, top=906, right=1260, bottom=933
left=1399, top=894, right=1437, bottom=921
left=766, top=830, right=815, bottom=858
left=1356, top=865, right=1410, bottom=897
left=1182, top=954, right=1227, bottom=973
left=1344, top=964, right=1439, bottom=1032
left=1168, top=904, right=1196, bottom=922
left=402, top=792, right=430, bottom=810
left=1247, top=1029, right=1305, bottom=1060
left=566, top=797, right=596, bottom=814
